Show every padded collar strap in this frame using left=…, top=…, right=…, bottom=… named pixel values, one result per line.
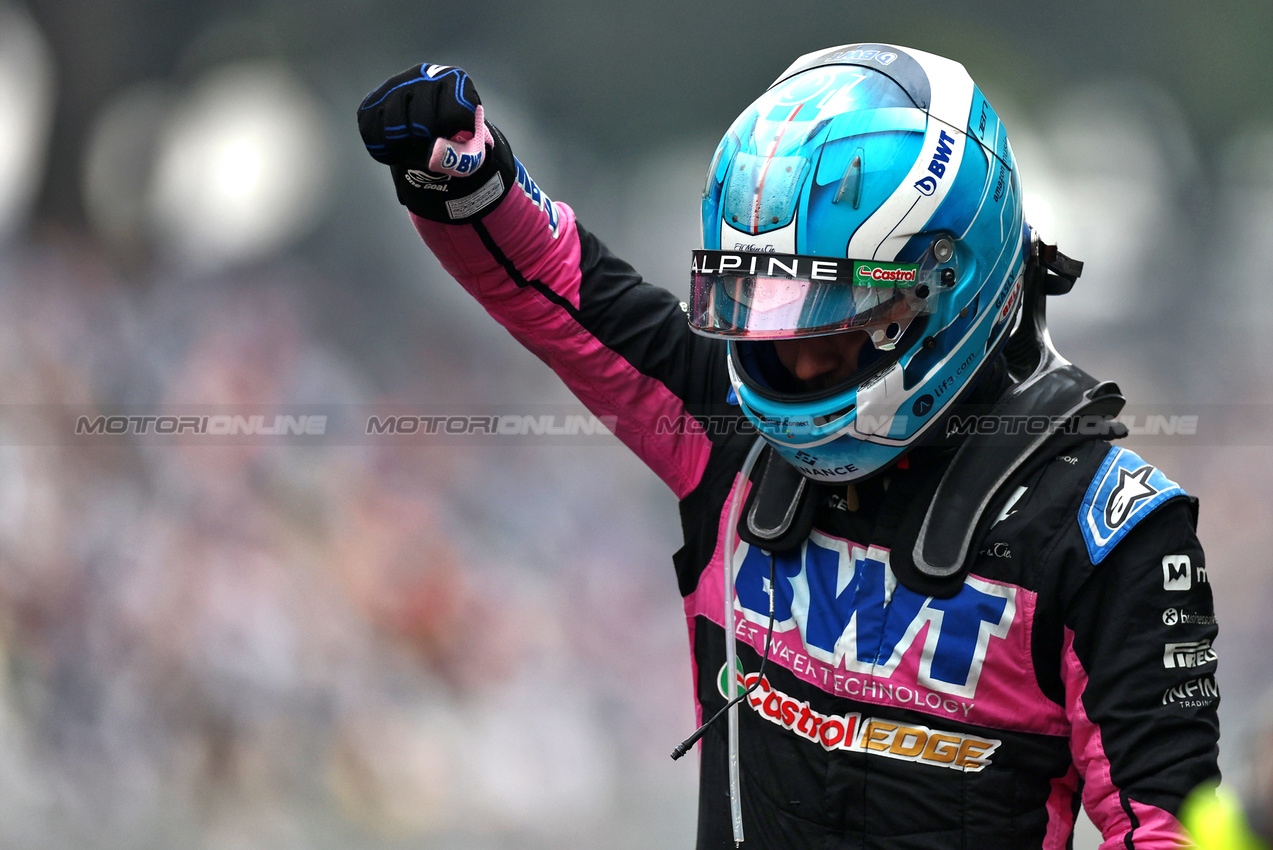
left=737, top=445, right=820, bottom=553
left=891, top=364, right=1125, bottom=598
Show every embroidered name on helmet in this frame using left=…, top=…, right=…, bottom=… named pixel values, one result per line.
left=718, top=666, right=1000, bottom=771
left=993, top=276, right=1022, bottom=326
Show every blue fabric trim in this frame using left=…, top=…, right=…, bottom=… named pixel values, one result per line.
left=1079, top=446, right=1187, bottom=565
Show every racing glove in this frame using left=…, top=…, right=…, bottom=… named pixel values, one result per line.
left=357, top=63, right=516, bottom=223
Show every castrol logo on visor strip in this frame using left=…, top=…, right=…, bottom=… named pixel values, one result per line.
left=853, top=261, right=918, bottom=284
left=718, top=664, right=1001, bottom=772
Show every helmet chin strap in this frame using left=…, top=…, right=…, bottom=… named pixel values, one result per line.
left=1002, top=226, right=1087, bottom=382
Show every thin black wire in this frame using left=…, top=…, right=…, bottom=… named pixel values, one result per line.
left=671, top=552, right=778, bottom=760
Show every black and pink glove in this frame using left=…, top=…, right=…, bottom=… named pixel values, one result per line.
left=357, top=63, right=516, bottom=222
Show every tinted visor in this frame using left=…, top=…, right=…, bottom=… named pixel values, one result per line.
left=689, top=249, right=939, bottom=349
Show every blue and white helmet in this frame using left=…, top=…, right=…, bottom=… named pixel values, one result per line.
left=690, top=43, right=1026, bottom=482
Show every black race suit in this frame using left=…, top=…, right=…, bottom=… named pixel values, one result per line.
left=408, top=160, right=1220, bottom=849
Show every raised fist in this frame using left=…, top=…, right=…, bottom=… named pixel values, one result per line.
left=357, top=63, right=514, bottom=221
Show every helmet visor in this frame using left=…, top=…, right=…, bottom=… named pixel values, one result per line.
left=689, top=249, right=939, bottom=348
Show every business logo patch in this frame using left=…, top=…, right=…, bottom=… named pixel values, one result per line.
left=912, top=125, right=963, bottom=197
left=1162, top=607, right=1217, bottom=626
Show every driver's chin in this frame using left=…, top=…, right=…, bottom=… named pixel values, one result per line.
left=802, top=371, right=848, bottom=392
left=773, top=331, right=872, bottom=391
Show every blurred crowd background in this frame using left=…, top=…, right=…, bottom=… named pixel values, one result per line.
left=0, top=1, right=1270, bottom=848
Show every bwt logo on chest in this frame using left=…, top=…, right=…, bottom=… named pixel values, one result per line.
left=733, top=534, right=1016, bottom=699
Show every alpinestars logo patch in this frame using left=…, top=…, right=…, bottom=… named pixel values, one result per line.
left=1079, top=447, right=1186, bottom=565
left=1105, top=465, right=1157, bottom=529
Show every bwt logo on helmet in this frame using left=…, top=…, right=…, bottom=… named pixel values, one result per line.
left=914, top=130, right=958, bottom=196
left=825, top=48, right=898, bottom=66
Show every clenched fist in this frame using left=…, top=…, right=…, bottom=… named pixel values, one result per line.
left=357, top=63, right=515, bottom=222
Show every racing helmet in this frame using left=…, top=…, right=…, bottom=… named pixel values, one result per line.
left=691, top=44, right=1026, bottom=482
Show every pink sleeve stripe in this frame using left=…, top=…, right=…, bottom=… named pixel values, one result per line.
left=411, top=199, right=712, bottom=499
left=1043, top=764, right=1080, bottom=850
left=416, top=178, right=584, bottom=308
left=1062, top=627, right=1189, bottom=849
left=1130, top=799, right=1192, bottom=849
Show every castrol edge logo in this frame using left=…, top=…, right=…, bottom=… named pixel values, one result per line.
left=719, top=664, right=1001, bottom=772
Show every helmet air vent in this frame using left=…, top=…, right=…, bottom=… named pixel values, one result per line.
left=812, top=404, right=855, bottom=427
left=833, top=147, right=864, bottom=209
